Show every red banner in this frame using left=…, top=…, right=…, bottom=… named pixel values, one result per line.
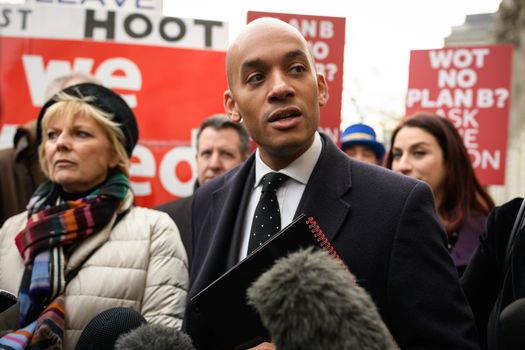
left=0, top=4, right=228, bottom=207
left=247, top=11, right=345, bottom=145
left=406, top=45, right=513, bottom=185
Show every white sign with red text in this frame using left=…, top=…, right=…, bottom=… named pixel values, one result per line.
left=26, top=0, right=163, bottom=13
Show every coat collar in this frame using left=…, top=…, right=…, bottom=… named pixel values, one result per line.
left=296, top=133, right=352, bottom=242
left=210, top=133, right=353, bottom=246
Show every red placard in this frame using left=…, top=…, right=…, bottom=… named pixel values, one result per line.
left=406, top=45, right=513, bottom=185
left=247, top=11, right=345, bottom=145
left=0, top=4, right=229, bottom=207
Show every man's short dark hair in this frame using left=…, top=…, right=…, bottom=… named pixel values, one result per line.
left=196, top=114, right=250, bottom=156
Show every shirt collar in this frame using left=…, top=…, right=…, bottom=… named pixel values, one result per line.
left=254, top=132, right=322, bottom=187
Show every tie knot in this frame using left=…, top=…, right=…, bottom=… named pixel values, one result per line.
left=261, top=172, right=288, bottom=193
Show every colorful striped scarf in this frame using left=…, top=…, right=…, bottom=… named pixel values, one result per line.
left=0, top=172, right=129, bottom=349
left=0, top=296, right=64, bottom=350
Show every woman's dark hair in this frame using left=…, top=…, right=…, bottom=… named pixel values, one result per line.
left=385, top=113, right=494, bottom=233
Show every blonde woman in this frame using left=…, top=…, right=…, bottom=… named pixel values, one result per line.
left=0, top=83, right=188, bottom=349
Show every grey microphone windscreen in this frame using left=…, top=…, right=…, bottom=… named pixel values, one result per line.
left=115, top=323, right=196, bottom=350
left=247, top=247, right=397, bottom=350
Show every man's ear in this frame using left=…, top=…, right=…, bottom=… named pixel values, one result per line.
left=317, top=74, right=329, bottom=107
left=224, top=90, right=242, bottom=123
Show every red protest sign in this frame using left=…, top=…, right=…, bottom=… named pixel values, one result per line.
left=0, top=4, right=228, bottom=207
left=247, top=11, right=345, bottom=145
left=406, top=45, right=513, bottom=185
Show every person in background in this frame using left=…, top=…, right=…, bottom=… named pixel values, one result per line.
left=44, top=72, right=100, bottom=102
left=0, top=83, right=188, bottom=350
left=0, top=120, right=46, bottom=226
left=184, top=17, right=479, bottom=350
left=340, top=122, right=385, bottom=165
left=192, top=114, right=251, bottom=191
left=156, top=114, right=250, bottom=265
left=0, top=72, right=99, bottom=226
left=386, top=113, right=494, bottom=275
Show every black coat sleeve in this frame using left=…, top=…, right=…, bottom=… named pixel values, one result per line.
left=388, top=181, right=480, bottom=349
left=461, top=197, right=524, bottom=349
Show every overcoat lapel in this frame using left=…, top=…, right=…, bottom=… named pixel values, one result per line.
left=297, top=134, right=353, bottom=242
left=206, top=158, right=256, bottom=271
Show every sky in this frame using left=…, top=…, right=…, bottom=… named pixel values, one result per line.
left=163, top=0, right=502, bottom=136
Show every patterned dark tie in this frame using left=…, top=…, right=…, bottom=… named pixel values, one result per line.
left=247, top=172, right=289, bottom=254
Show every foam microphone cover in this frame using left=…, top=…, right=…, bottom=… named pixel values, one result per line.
left=247, top=247, right=397, bottom=350
left=75, top=307, right=147, bottom=350
left=499, top=298, right=525, bottom=350
left=115, top=323, right=196, bottom=350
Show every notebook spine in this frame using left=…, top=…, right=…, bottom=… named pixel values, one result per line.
left=306, top=216, right=348, bottom=271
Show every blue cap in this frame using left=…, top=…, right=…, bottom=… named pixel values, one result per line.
left=340, top=123, right=385, bottom=161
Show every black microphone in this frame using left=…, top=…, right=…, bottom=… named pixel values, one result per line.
left=499, top=298, right=525, bottom=350
left=115, top=323, right=196, bottom=350
left=246, top=247, right=397, bottom=350
left=75, top=307, right=147, bottom=350
left=0, top=289, right=17, bottom=313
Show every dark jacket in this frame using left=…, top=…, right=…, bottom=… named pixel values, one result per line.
left=184, top=133, right=479, bottom=350
left=462, top=197, right=524, bottom=349
left=451, top=214, right=487, bottom=276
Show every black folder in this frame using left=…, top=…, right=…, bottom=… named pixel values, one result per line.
left=191, top=213, right=339, bottom=349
